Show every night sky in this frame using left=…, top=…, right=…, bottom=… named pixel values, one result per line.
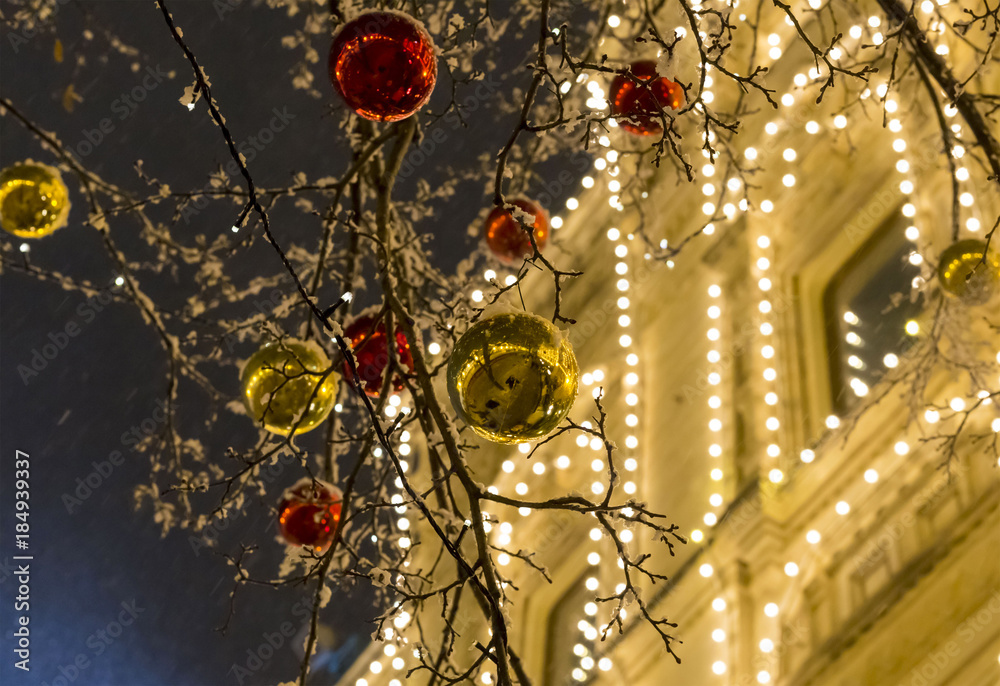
left=0, top=2, right=565, bottom=685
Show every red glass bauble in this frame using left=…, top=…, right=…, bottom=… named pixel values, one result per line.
left=278, top=478, right=343, bottom=552
left=328, top=11, right=437, bottom=122
left=343, top=314, right=415, bottom=397
left=609, top=61, right=684, bottom=135
left=484, top=199, right=549, bottom=266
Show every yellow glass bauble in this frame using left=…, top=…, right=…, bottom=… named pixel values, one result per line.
left=0, top=163, right=71, bottom=239
left=937, top=239, right=1000, bottom=304
left=447, top=312, right=579, bottom=444
left=241, top=339, right=338, bottom=436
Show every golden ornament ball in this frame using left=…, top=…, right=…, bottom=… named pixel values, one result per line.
left=0, top=163, right=71, bottom=239
left=937, top=238, right=1000, bottom=305
left=447, top=311, right=579, bottom=444
left=241, top=339, right=338, bottom=436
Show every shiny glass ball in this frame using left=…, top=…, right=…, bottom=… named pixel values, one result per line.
left=343, top=314, right=414, bottom=397
left=0, top=163, right=71, bottom=239
left=484, top=198, right=549, bottom=266
left=937, top=239, right=1000, bottom=304
left=278, top=478, right=343, bottom=552
left=329, top=11, right=437, bottom=122
left=447, top=312, right=579, bottom=444
left=241, top=340, right=337, bottom=436
left=610, top=60, right=684, bottom=135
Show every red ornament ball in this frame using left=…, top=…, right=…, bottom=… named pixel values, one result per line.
left=278, top=478, right=343, bottom=552
left=329, top=11, right=437, bottom=122
left=609, top=60, right=684, bottom=135
left=343, top=314, right=415, bottom=397
left=484, top=199, right=549, bottom=266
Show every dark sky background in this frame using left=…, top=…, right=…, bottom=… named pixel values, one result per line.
left=0, top=2, right=579, bottom=685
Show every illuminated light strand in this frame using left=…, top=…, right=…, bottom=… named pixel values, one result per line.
left=702, top=280, right=731, bottom=676
left=371, top=395, right=416, bottom=556
left=752, top=229, right=785, bottom=484
left=741, top=74, right=864, bottom=680
left=572, top=27, right=673, bottom=669
left=464, top=64, right=619, bottom=681
left=746, top=32, right=851, bottom=677
left=701, top=283, right=726, bottom=535
left=718, top=29, right=918, bottom=682
left=458, top=44, right=637, bottom=680
left=882, top=83, right=930, bottom=309
left=697, top=67, right=762, bottom=228
left=707, top=12, right=996, bottom=686
left=569, top=57, right=649, bottom=661
left=756, top=25, right=985, bottom=680
left=353, top=388, right=421, bottom=679
left=574, top=226, right=641, bottom=680
left=704, top=25, right=806, bottom=684
left=747, top=134, right=789, bottom=681
left=392, top=416, right=414, bottom=551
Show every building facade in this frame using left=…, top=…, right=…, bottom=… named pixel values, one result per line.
left=338, top=3, right=1000, bottom=685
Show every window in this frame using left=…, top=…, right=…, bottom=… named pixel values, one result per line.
left=823, top=213, right=924, bottom=415
left=545, top=575, right=593, bottom=685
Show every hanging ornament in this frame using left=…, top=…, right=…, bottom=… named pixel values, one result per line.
left=328, top=11, right=437, bottom=122
left=484, top=198, right=549, bottom=266
left=937, top=238, right=1000, bottom=304
left=447, top=312, right=579, bottom=444
left=0, top=162, right=71, bottom=239
left=241, top=339, right=337, bottom=436
left=609, top=60, right=684, bottom=136
left=278, top=477, right=343, bottom=552
left=342, top=314, right=414, bottom=397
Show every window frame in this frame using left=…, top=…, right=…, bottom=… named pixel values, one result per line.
left=820, top=209, right=924, bottom=416
left=790, top=180, right=915, bottom=442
